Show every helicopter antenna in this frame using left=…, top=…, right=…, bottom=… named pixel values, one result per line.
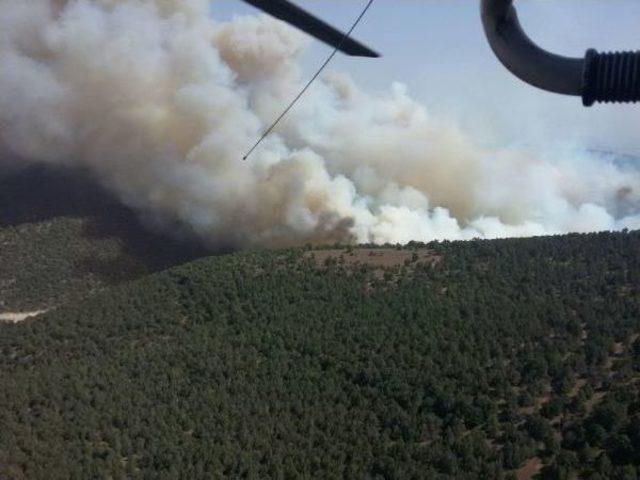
left=243, top=0, right=375, bottom=161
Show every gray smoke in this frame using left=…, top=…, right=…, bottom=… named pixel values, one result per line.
left=2, top=0, right=639, bottom=247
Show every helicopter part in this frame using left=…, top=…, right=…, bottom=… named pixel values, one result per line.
left=243, top=0, right=376, bottom=160
left=241, top=0, right=379, bottom=58
left=481, top=0, right=640, bottom=106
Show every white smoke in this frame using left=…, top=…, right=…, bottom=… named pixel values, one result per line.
left=1, top=0, right=639, bottom=247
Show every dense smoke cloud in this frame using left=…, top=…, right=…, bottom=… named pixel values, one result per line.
left=1, top=0, right=639, bottom=247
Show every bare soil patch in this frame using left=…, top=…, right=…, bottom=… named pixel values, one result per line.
left=568, top=378, right=587, bottom=398
left=516, top=457, right=543, bottom=480
left=585, top=391, right=607, bottom=414
left=306, top=248, right=441, bottom=271
left=0, top=310, right=48, bottom=323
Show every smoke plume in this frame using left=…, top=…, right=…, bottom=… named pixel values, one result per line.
left=2, top=0, right=639, bottom=247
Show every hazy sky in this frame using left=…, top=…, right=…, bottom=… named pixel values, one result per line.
left=212, top=0, right=640, bottom=155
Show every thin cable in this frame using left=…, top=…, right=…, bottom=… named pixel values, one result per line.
left=243, top=0, right=375, bottom=160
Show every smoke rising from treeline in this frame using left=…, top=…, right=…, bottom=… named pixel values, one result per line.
left=1, top=0, right=639, bottom=247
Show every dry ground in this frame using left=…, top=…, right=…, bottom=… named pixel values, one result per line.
left=306, top=248, right=441, bottom=271
left=0, top=310, right=48, bottom=323
left=516, top=457, right=543, bottom=480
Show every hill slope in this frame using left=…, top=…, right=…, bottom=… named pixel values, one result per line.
left=1, top=232, right=640, bottom=479
left=1, top=165, right=207, bottom=312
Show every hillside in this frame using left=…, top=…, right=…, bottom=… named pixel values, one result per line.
left=1, top=231, right=639, bottom=479
left=0, top=165, right=208, bottom=312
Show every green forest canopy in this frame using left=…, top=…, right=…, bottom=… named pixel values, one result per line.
left=1, top=231, right=640, bottom=479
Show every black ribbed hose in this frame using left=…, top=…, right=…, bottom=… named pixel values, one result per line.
left=582, top=50, right=640, bottom=106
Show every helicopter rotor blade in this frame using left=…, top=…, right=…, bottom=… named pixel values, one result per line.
left=241, top=0, right=379, bottom=58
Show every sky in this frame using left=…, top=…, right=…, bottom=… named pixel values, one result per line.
left=211, top=0, right=640, bottom=155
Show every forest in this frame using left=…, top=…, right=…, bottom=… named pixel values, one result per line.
left=1, top=230, right=639, bottom=479
left=0, top=165, right=206, bottom=312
